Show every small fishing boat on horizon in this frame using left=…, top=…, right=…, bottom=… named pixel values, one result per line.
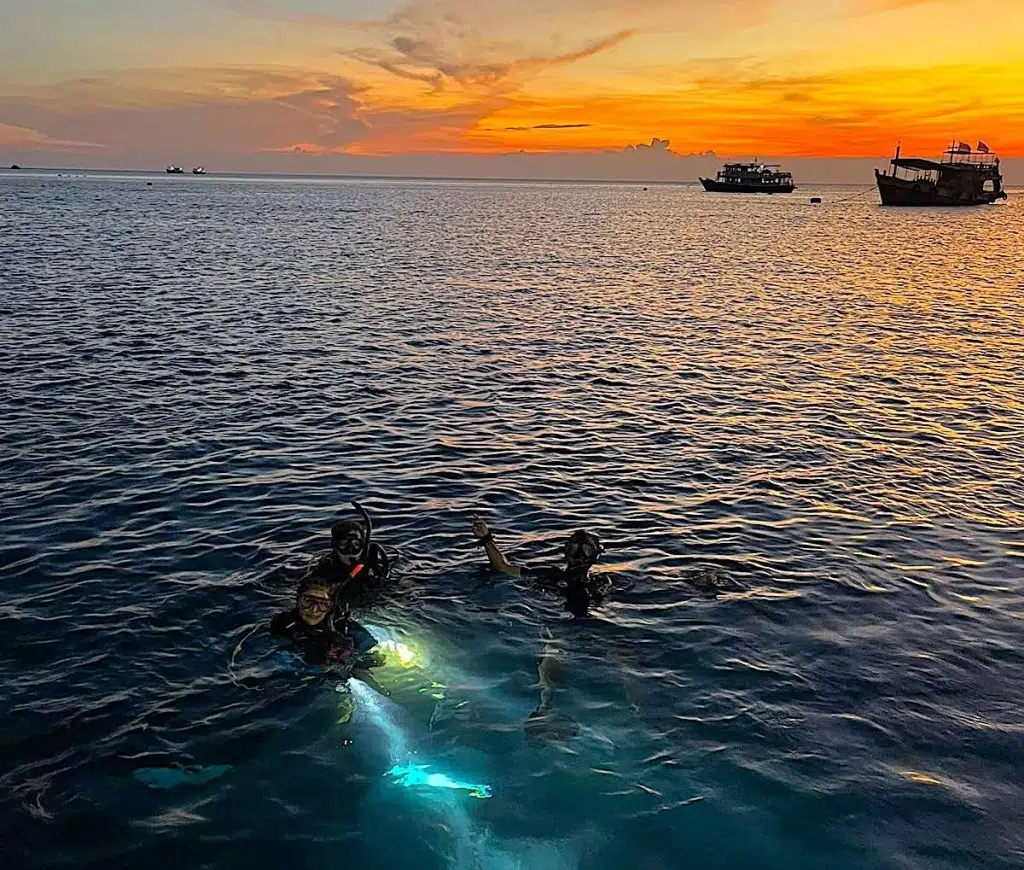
left=700, top=160, right=795, bottom=194
left=166, top=165, right=184, bottom=174
left=192, top=167, right=206, bottom=175
left=875, top=141, right=1007, bottom=206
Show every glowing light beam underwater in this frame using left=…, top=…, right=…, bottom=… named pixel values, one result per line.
left=388, top=761, right=492, bottom=800
left=347, top=676, right=493, bottom=800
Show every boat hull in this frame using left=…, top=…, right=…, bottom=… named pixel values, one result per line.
left=875, top=170, right=1006, bottom=206
left=700, top=178, right=795, bottom=194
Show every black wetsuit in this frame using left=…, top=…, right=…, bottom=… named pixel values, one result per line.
left=269, top=607, right=379, bottom=669
left=303, top=543, right=390, bottom=603
left=521, top=566, right=610, bottom=618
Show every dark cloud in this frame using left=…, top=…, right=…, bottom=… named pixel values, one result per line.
left=503, top=123, right=593, bottom=130
left=344, top=27, right=634, bottom=93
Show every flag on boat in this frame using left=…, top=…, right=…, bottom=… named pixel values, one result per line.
left=977, top=140, right=990, bottom=153
left=956, top=141, right=972, bottom=153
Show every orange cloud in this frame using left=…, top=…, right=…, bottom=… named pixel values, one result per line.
left=461, top=60, right=1024, bottom=157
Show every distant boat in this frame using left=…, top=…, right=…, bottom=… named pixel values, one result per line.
left=9, top=164, right=21, bottom=170
left=700, top=160, right=795, bottom=193
left=192, top=167, right=207, bottom=175
left=166, top=165, right=184, bottom=174
left=875, top=141, right=1007, bottom=206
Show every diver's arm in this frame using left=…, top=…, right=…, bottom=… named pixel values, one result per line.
left=472, top=518, right=521, bottom=577
left=482, top=538, right=521, bottom=577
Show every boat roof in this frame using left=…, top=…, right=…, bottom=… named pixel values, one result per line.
left=890, top=157, right=991, bottom=172
left=892, top=157, right=944, bottom=171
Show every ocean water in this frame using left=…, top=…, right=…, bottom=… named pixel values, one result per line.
left=1, top=170, right=1023, bottom=870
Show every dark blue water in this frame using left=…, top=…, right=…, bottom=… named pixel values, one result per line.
left=2, top=170, right=1023, bottom=870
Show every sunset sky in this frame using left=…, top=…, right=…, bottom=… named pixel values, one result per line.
left=2, top=0, right=1023, bottom=172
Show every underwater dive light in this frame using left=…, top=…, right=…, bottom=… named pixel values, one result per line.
left=363, top=623, right=422, bottom=668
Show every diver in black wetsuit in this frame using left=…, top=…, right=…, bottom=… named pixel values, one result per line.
left=303, top=502, right=391, bottom=606
left=270, top=579, right=383, bottom=670
left=132, top=581, right=383, bottom=793
left=471, top=518, right=611, bottom=744
left=471, top=518, right=609, bottom=618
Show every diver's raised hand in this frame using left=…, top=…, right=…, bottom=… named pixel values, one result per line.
left=472, top=518, right=520, bottom=577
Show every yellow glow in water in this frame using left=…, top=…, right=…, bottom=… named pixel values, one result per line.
left=378, top=639, right=419, bottom=668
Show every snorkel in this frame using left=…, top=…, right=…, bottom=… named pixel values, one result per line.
left=354, top=500, right=373, bottom=560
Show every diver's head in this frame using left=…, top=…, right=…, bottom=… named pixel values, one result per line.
left=330, top=519, right=367, bottom=567
left=564, top=530, right=603, bottom=572
left=297, top=582, right=333, bottom=626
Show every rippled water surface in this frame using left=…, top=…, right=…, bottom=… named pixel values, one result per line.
left=2, top=171, right=1023, bottom=870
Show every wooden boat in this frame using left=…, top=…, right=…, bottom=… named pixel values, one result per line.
left=875, top=141, right=1007, bottom=206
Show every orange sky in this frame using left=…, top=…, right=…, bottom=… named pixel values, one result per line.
left=2, top=0, right=1023, bottom=165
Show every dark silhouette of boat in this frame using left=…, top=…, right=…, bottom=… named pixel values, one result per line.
left=700, top=160, right=795, bottom=193
left=9, top=164, right=21, bottom=170
left=875, top=141, right=1007, bottom=206
left=166, top=165, right=184, bottom=174
left=192, top=167, right=207, bottom=175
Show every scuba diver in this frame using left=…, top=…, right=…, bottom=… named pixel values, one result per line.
left=303, top=501, right=392, bottom=606
left=269, top=577, right=383, bottom=671
left=132, top=579, right=384, bottom=794
left=471, top=517, right=612, bottom=746
left=471, top=518, right=609, bottom=618
left=269, top=502, right=394, bottom=670
left=131, top=506, right=393, bottom=794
